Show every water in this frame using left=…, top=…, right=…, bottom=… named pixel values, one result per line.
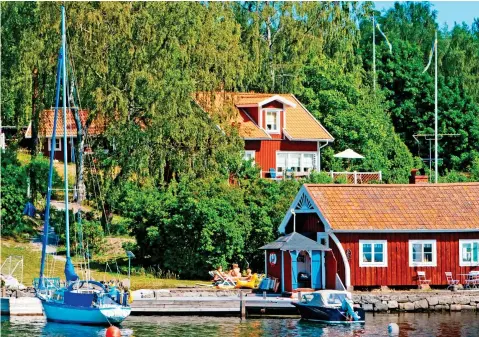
left=2, top=312, right=479, bottom=337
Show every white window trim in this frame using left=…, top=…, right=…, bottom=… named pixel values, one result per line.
left=276, top=151, right=317, bottom=175
left=409, top=240, right=437, bottom=267
left=264, top=109, right=281, bottom=134
left=359, top=240, right=388, bottom=267
left=48, top=137, right=62, bottom=151
left=459, top=239, right=479, bottom=267
left=243, top=150, right=256, bottom=164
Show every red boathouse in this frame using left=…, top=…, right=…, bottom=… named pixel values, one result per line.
left=194, top=92, right=334, bottom=178
left=272, top=183, right=479, bottom=289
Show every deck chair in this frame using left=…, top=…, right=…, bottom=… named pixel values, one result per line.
left=417, top=271, right=431, bottom=288
left=209, top=270, right=236, bottom=287
left=445, top=272, right=459, bottom=290
left=465, top=271, right=479, bottom=289
left=269, top=168, right=277, bottom=179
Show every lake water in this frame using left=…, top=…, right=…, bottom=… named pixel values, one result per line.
left=2, top=312, right=479, bottom=337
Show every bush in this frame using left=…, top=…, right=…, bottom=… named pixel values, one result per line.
left=25, top=155, right=62, bottom=201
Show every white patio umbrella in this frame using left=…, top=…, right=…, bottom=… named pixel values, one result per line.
left=333, top=148, right=365, bottom=159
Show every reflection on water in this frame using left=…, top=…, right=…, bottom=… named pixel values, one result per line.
left=1, top=312, right=478, bottom=337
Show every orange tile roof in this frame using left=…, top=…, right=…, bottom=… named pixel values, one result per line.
left=304, top=183, right=479, bottom=231
left=194, top=92, right=333, bottom=141
left=25, top=109, right=104, bottom=138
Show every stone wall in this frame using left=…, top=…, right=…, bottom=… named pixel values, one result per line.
left=135, top=288, right=252, bottom=300
left=353, top=291, right=479, bottom=312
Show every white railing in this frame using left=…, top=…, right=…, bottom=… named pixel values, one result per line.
left=330, top=171, right=382, bottom=184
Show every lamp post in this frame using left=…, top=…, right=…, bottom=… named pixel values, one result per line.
left=126, top=251, right=135, bottom=282
left=291, top=208, right=296, bottom=232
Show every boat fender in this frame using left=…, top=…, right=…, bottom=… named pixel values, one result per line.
left=105, top=326, right=121, bottom=337
left=388, top=323, right=399, bottom=335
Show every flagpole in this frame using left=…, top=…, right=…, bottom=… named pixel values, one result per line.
left=372, top=16, right=376, bottom=92
left=434, top=31, right=438, bottom=184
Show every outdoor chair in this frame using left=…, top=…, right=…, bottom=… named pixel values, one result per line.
left=417, top=271, right=431, bottom=288
left=445, top=272, right=459, bottom=290
left=209, top=270, right=236, bottom=287
left=464, top=271, right=479, bottom=290
left=269, top=168, right=277, bottom=179
left=285, top=169, right=293, bottom=179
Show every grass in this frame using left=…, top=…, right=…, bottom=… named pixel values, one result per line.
left=1, top=240, right=202, bottom=291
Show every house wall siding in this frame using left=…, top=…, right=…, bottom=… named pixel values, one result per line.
left=330, top=232, right=479, bottom=287
left=42, top=137, right=75, bottom=162
left=245, top=140, right=318, bottom=177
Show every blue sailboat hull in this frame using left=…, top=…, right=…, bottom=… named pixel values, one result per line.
left=41, top=300, right=131, bottom=326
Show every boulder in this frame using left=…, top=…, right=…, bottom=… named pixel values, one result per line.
left=427, top=297, right=438, bottom=306
left=388, top=300, right=399, bottom=309
left=450, top=304, right=462, bottom=311
left=374, top=303, right=388, bottom=312
left=453, top=296, right=471, bottom=305
left=397, top=295, right=410, bottom=303
left=460, top=305, right=476, bottom=310
left=414, top=299, right=429, bottom=310
left=362, top=303, right=374, bottom=312
left=438, top=296, right=452, bottom=305
left=404, top=302, right=415, bottom=311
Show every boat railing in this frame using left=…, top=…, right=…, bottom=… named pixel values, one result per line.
left=33, top=277, right=61, bottom=290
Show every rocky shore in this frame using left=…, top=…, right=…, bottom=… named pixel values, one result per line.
left=353, top=291, right=479, bottom=312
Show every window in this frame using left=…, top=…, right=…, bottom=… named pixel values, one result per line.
left=409, top=240, right=437, bottom=267
left=265, top=110, right=280, bottom=132
left=459, top=240, right=479, bottom=267
left=48, top=138, right=62, bottom=151
left=359, top=240, right=387, bottom=267
left=276, top=152, right=317, bottom=174
left=317, top=233, right=329, bottom=247
left=243, top=150, right=255, bottom=163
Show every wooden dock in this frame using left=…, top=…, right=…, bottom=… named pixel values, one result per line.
left=130, top=294, right=298, bottom=316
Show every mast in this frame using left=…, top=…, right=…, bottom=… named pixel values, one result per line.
left=39, top=49, right=63, bottom=288
left=372, top=15, right=376, bottom=92
left=434, top=31, right=438, bottom=184
left=61, top=6, right=71, bottom=257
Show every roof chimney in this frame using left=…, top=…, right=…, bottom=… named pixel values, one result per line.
left=409, top=169, right=428, bottom=184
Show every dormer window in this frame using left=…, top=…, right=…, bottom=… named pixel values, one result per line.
left=265, top=109, right=281, bottom=133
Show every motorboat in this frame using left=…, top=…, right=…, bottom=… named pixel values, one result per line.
left=292, top=290, right=365, bottom=323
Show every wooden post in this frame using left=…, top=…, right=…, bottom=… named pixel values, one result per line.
left=1, top=287, right=5, bottom=297
left=263, top=291, right=266, bottom=300
left=240, top=291, right=246, bottom=319
left=297, top=291, right=302, bottom=302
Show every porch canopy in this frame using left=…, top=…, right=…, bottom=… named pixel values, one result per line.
left=260, top=232, right=330, bottom=251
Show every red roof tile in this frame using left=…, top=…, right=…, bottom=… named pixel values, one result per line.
left=25, top=109, right=104, bottom=138
left=305, top=183, right=479, bottom=231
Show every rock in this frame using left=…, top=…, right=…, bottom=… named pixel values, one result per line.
left=414, top=299, right=429, bottom=310
left=362, top=295, right=380, bottom=304
left=427, top=297, right=438, bottom=306
left=388, top=300, right=399, bottom=309
left=374, top=303, right=388, bottom=312
left=460, top=305, right=476, bottom=310
left=397, top=295, right=410, bottom=303
left=438, top=296, right=452, bottom=305
left=453, top=296, right=471, bottom=305
left=435, top=305, right=447, bottom=311
left=362, top=303, right=374, bottom=312
left=352, top=294, right=361, bottom=303
left=404, top=302, right=415, bottom=311
left=450, top=304, right=462, bottom=311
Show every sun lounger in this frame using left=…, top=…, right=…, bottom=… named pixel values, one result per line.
left=209, top=270, right=236, bottom=287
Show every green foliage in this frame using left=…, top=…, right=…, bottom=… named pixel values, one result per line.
left=25, top=155, right=62, bottom=201
left=1, top=149, right=31, bottom=238
left=306, top=171, right=333, bottom=184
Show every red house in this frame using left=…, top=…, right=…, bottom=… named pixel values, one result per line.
left=194, top=92, right=334, bottom=177
left=264, top=183, right=479, bottom=291
left=25, top=109, right=103, bottom=162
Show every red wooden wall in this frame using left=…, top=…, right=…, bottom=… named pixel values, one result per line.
left=284, top=252, right=292, bottom=292
left=41, top=138, right=75, bottom=162
left=245, top=140, right=317, bottom=177
left=266, top=249, right=282, bottom=280
left=330, top=232, right=479, bottom=287
left=325, top=251, right=338, bottom=289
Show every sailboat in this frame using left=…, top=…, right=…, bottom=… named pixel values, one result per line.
left=34, top=5, right=131, bottom=325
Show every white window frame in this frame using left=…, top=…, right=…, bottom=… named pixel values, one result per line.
left=276, top=151, right=317, bottom=174
left=409, top=240, right=437, bottom=267
left=264, top=109, right=281, bottom=134
left=243, top=150, right=256, bottom=164
left=359, top=240, right=388, bottom=267
left=48, top=137, right=62, bottom=151
left=459, top=239, right=479, bottom=267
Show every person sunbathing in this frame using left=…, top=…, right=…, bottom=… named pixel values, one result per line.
left=240, top=268, right=253, bottom=281
left=212, top=266, right=227, bottom=282
left=229, top=263, right=242, bottom=279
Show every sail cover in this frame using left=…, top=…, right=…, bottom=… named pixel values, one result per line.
left=64, top=257, right=79, bottom=282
